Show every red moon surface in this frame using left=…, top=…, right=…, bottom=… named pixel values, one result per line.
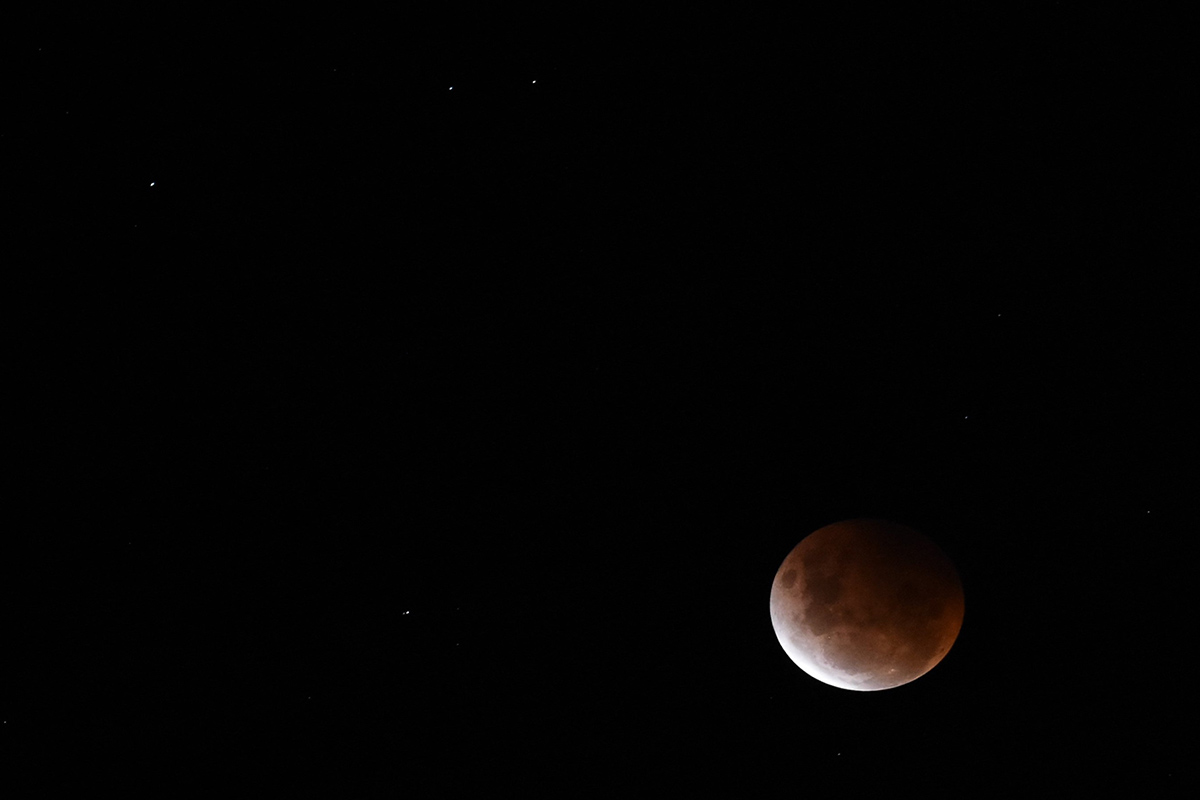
left=769, top=519, right=964, bottom=691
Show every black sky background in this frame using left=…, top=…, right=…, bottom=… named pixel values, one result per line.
left=7, top=8, right=1196, bottom=796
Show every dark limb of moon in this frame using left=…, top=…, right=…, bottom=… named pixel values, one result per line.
left=769, top=519, right=964, bottom=691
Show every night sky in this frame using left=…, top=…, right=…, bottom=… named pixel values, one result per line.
left=9, top=9, right=1195, bottom=796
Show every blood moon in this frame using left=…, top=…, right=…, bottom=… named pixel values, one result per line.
left=769, top=519, right=964, bottom=691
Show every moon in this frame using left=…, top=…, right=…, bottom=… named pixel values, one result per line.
left=769, top=518, right=964, bottom=691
